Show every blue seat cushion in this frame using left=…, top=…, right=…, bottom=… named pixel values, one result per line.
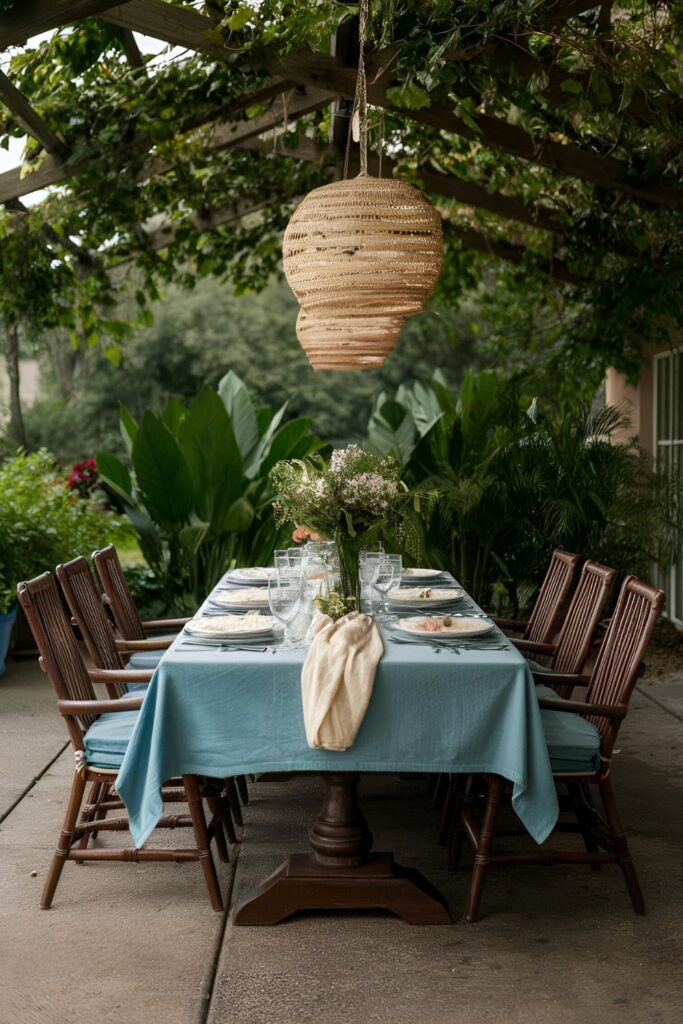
left=526, top=657, right=550, bottom=674
left=84, top=710, right=138, bottom=769
left=540, top=701, right=601, bottom=774
left=128, top=650, right=163, bottom=670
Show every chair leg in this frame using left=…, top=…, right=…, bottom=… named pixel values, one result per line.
left=438, top=774, right=462, bottom=846
left=235, top=775, right=249, bottom=805
left=225, top=777, right=244, bottom=828
left=448, top=774, right=476, bottom=871
left=76, top=780, right=102, bottom=851
left=431, top=772, right=448, bottom=809
left=41, top=769, right=88, bottom=909
left=183, top=775, right=223, bottom=912
left=205, top=795, right=230, bottom=864
left=566, top=782, right=601, bottom=871
left=598, top=776, right=645, bottom=915
left=466, top=775, right=503, bottom=923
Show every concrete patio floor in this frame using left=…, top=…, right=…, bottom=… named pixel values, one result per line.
left=1, top=657, right=682, bottom=1024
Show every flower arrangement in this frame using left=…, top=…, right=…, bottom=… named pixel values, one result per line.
left=271, top=444, right=410, bottom=602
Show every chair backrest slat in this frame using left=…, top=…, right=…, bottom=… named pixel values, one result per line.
left=552, top=561, right=616, bottom=675
left=17, top=573, right=98, bottom=734
left=526, top=549, right=580, bottom=643
left=92, top=545, right=146, bottom=641
left=586, top=576, right=664, bottom=756
left=57, top=557, right=126, bottom=696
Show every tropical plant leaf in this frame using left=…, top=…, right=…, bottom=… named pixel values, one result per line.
left=218, top=370, right=259, bottom=462
left=132, top=412, right=194, bottom=524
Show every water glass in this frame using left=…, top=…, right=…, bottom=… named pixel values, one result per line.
left=274, top=548, right=306, bottom=574
left=268, top=575, right=304, bottom=647
left=359, top=551, right=385, bottom=614
left=371, top=554, right=403, bottom=622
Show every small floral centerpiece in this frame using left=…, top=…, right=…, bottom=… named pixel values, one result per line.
left=271, top=444, right=411, bottom=604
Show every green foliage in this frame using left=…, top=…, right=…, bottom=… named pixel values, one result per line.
left=367, top=371, right=682, bottom=610
left=96, top=372, right=325, bottom=608
left=0, top=449, right=128, bottom=614
left=22, top=277, right=477, bottom=460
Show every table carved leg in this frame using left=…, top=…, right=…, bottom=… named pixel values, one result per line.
left=233, top=772, right=450, bottom=926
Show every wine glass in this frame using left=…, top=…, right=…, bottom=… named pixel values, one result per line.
left=371, top=554, right=403, bottom=622
left=268, top=575, right=304, bottom=648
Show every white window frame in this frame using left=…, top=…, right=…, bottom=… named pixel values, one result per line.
left=653, top=347, right=683, bottom=627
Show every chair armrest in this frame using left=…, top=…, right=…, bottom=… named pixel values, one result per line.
left=57, top=695, right=144, bottom=716
left=532, top=671, right=591, bottom=688
left=89, top=668, right=153, bottom=684
left=513, top=639, right=556, bottom=655
left=491, top=616, right=528, bottom=632
left=115, top=637, right=173, bottom=652
left=142, top=617, right=190, bottom=630
left=538, top=696, right=627, bottom=719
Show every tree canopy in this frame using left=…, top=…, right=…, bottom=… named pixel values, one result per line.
left=0, top=0, right=681, bottom=387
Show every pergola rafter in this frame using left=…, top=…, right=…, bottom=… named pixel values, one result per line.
left=0, top=0, right=678, bottom=306
left=0, top=70, right=67, bottom=157
left=98, top=1, right=683, bottom=206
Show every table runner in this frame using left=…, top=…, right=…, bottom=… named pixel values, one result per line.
left=116, top=575, right=559, bottom=848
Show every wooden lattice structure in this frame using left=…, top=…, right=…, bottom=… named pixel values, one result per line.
left=0, top=2, right=681, bottom=271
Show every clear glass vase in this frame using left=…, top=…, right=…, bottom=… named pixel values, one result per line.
left=333, top=529, right=363, bottom=608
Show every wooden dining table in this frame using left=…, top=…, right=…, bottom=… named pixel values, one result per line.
left=115, top=571, right=559, bottom=925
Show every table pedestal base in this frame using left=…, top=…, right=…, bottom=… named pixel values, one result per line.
left=233, top=852, right=449, bottom=925
left=233, top=772, right=450, bottom=926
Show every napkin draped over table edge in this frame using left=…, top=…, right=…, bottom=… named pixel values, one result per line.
left=301, top=612, right=384, bottom=751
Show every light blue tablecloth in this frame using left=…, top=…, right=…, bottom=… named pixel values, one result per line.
left=116, top=576, right=559, bottom=848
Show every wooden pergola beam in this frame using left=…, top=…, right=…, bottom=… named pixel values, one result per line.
left=98, top=3, right=680, bottom=205
left=242, top=135, right=566, bottom=235
left=0, top=70, right=66, bottom=156
left=471, top=42, right=669, bottom=127
left=270, top=51, right=683, bottom=207
left=444, top=222, right=582, bottom=287
left=100, top=1, right=226, bottom=61
left=0, top=78, right=316, bottom=203
left=0, top=0, right=121, bottom=49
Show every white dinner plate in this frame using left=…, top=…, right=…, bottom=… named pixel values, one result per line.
left=210, top=588, right=270, bottom=609
left=185, top=614, right=274, bottom=639
left=388, top=586, right=464, bottom=608
left=227, top=567, right=277, bottom=586
left=401, top=568, right=445, bottom=580
left=394, top=616, right=494, bottom=640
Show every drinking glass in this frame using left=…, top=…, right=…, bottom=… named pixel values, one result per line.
left=268, top=575, right=304, bottom=647
left=359, top=551, right=385, bottom=614
left=371, top=554, right=403, bottom=622
left=274, top=548, right=306, bottom=573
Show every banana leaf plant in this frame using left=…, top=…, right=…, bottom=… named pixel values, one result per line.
left=96, top=371, right=325, bottom=608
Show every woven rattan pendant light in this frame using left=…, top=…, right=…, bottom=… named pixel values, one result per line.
left=282, top=0, right=443, bottom=371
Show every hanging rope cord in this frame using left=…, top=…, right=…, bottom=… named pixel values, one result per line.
left=343, top=0, right=370, bottom=179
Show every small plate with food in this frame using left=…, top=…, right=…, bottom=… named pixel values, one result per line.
left=388, top=586, right=464, bottom=608
left=394, top=615, right=494, bottom=640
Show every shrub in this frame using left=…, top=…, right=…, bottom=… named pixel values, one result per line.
left=0, top=449, right=129, bottom=614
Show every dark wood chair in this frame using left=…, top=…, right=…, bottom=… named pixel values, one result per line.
left=57, top=556, right=153, bottom=695
left=450, top=575, right=665, bottom=921
left=17, top=571, right=231, bottom=911
left=513, top=560, right=617, bottom=697
left=493, top=549, right=581, bottom=644
left=56, top=555, right=244, bottom=835
left=92, top=544, right=190, bottom=653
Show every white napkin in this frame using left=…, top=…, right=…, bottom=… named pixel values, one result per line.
left=301, top=612, right=384, bottom=751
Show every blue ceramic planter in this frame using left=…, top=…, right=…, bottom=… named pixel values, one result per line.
left=0, top=608, right=17, bottom=675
